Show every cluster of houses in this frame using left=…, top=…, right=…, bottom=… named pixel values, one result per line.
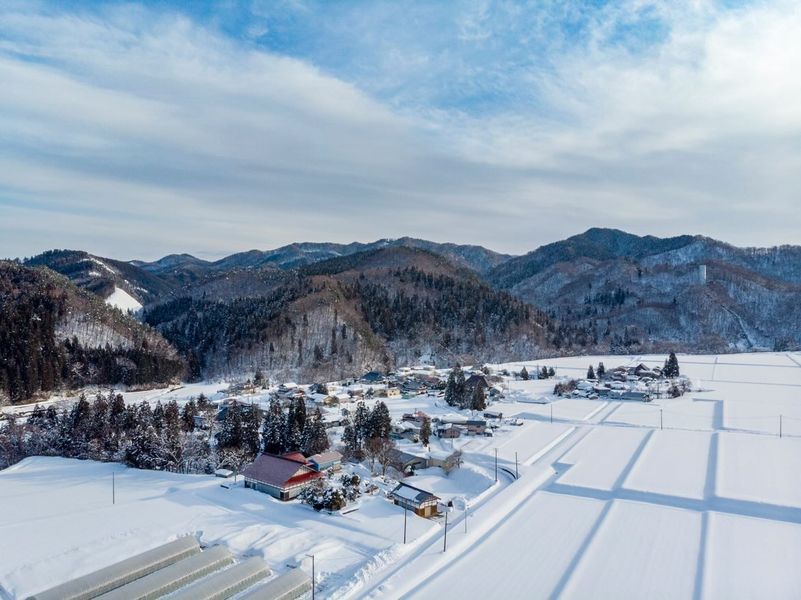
left=566, top=363, right=690, bottom=402
left=231, top=367, right=510, bottom=520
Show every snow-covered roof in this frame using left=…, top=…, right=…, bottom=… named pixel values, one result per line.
left=239, top=567, right=311, bottom=600
left=28, top=537, right=201, bottom=600
left=242, top=454, right=317, bottom=488
left=308, top=451, right=342, bottom=465
left=169, top=556, right=269, bottom=600
left=390, top=483, right=439, bottom=505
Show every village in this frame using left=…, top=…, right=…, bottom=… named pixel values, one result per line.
left=4, top=351, right=800, bottom=600
left=204, top=351, right=692, bottom=520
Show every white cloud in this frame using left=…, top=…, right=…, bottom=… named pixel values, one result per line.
left=0, top=1, right=799, bottom=261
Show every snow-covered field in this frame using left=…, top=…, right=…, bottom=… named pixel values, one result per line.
left=2, top=352, right=801, bottom=599
left=104, top=285, right=143, bottom=313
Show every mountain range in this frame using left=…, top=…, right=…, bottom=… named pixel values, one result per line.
left=4, top=228, right=800, bottom=403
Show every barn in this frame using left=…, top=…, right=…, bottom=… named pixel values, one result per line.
left=243, top=453, right=322, bottom=501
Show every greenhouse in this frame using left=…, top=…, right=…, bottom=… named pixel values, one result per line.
left=169, top=556, right=271, bottom=600
left=239, top=568, right=313, bottom=600
left=94, top=545, right=233, bottom=600
left=25, top=537, right=201, bottom=600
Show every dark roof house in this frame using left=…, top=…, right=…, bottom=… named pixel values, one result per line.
left=243, top=453, right=321, bottom=501
left=389, top=483, right=440, bottom=517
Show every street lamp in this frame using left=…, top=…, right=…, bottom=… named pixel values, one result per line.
left=305, top=554, right=315, bottom=600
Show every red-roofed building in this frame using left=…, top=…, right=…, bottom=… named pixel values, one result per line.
left=243, top=453, right=322, bottom=501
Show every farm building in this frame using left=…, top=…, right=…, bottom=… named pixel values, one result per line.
left=389, top=483, right=441, bottom=517
left=94, top=545, right=233, bottom=600
left=436, top=423, right=462, bottom=439
left=307, top=450, right=343, bottom=472
left=464, top=420, right=488, bottom=435
left=27, top=537, right=201, bottom=600
left=243, top=453, right=322, bottom=501
left=169, top=557, right=270, bottom=600
left=238, top=567, right=312, bottom=600
left=427, top=449, right=462, bottom=473
left=389, top=449, right=429, bottom=474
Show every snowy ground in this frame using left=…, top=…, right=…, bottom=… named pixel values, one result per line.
left=2, top=352, right=801, bottom=599
left=104, top=286, right=143, bottom=313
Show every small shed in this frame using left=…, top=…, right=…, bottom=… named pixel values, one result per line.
left=436, top=423, right=461, bottom=439
left=388, top=449, right=428, bottom=474
left=389, top=483, right=441, bottom=517
left=307, top=450, right=343, bottom=472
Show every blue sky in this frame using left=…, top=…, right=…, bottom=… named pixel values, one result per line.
left=1, top=0, right=800, bottom=260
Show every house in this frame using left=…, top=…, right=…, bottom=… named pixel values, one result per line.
left=483, top=410, right=503, bottom=420
left=242, top=453, right=322, bottom=501
left=308, top=450, right=343, bottom=472
left=277, top=383, right=299, bottom=398
left=464, top=420, right=488, bottom=435
left=388, top=449, right=429, bottom=474
left=402, top=410, right=429, bottom=425
left=436, top=423, right=462, bottom=439
left=391, top=422, right=421, bottom=442
left=401, top=380, right=426, bottom=395
left=389, top=483, right=441, bottom=517
left=377, top=387, right=402, bottom=399
left=464, top=373, right=491, bottom=394
left=427, top=449, right=462, bottom=473
left=360, top=371, right=385, bottom=384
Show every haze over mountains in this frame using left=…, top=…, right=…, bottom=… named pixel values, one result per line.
left=3, top=228, right=801, bottom=403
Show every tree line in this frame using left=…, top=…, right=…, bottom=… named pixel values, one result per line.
left=0, top=392, right=331, bottom=473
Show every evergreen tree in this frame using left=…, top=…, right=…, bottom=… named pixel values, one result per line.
left=285, top=417, right=302, bottom=452
left=262, top=398, right=285, bottom=454
left=242, top=404, right=262, bottom=458
left=664, top=352, right=680, bottom=378
left=420, top=417, right=431, bottom=447
left=540, top=366, right=549, bottom=379
left=548, top=367, right=556, bottom=377
left=520, top=366, right=529, bottom=381
left=181, top=399, right=198, bottom=432
left=597, top=362, right=606, bottom=379
left=342, top=421, right=360, bottom=459
left=302, top=408, right=330, bottom=456
left=369, top=401, right=392, bottom=440
left=444, top=364, right=466, bottom=407
left=152, top=401, right=166, bottom=433
left=218, top=402, right=243, bottom=449
left=587, top=365, right=596, bottom=380
left=353, top=401, right=370, bottom=449
left=470, top=384, right=487, bottom=412
left=109, top=393, right=127, bottom=435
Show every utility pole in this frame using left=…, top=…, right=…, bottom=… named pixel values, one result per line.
left=660, top=409, right=663, bottom=431
left=494, top=448, right=498, bottom=482
left=443, top=510, right=449, bottom=552
left=550, top=403, right=553, bottom=423
left=112, top=472, right=115, bottom=505
left=305, top=554, right=315, bottom=600
left=464, top=499, right=468, bottom=534
left=515, top=452, right=519, bottom=480
left=403, top=506, right=407, bottom=544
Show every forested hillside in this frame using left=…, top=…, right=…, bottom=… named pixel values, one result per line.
left=144, top=248, right=564, bottom=381
left=0, top=262, right=183, bottom=403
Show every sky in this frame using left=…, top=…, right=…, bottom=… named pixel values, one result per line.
left=1, top=0, right=800, bottom=261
